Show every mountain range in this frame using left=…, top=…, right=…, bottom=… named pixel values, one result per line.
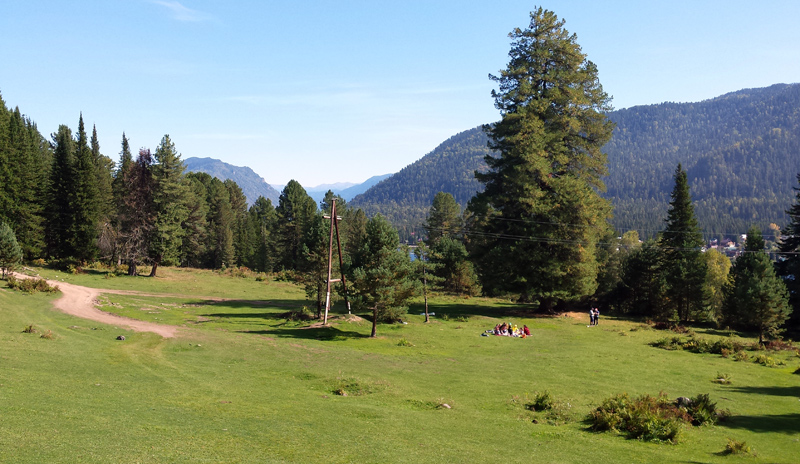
left=186, top=83, right=800, bottom=241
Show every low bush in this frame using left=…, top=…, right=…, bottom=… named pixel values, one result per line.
left=752, top=354, right=783, bottom=367
left=397, top=337, right=414, bottom=347
left=40, top=329, right=55, bottom=340
left=723, top=438, right=753, bottom=456
left=588, top=392, right=726, bottom=443
left=6, top=276, right=60, bottom=293
left=22, top=324, right=37, bottom=334
left=587, top=392, right=683, bottom=443
left=733, top=350, right=750, bottom=362
left=711, top=372, right=732, bottom=385
left=526, top=391, right=555, bottom=412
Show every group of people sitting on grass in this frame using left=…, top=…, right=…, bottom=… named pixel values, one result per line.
left=490, top=322, right=531, bottom=338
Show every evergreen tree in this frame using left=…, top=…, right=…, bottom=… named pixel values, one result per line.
left=45, top=125, right=76, bottom=259
left=429, top=236, right=480, bottom=296
left=276, top=180, right=317, bottom=270
left=298, top=213, right=331, bottom=317
left=148, top=135, right=189, bottom=276
left=91, top=124, right=114, bottom=221
left=722, top=227, right=791, bottom=343
left=660, top=164, right=708, bottom=322
left=247, top=196, right=278, bottom=272
left=0, top=221, right=23, bottom=278
left=0, top=104, right=48, bottom=258
left=71, top=114, right=101, bottom=261
left=777, top=173, right=800, bottom=334
left=617, top=239, right=667, bottom=317
left=225, top=179, right=251, bottom=267
left=179, top=175, right=209, bottom=268
left=467, top=8, right=614, bottom=310
left=119, top=149, right=154, bottom=275
left=205, top=177, right=235, bottom=269
left=424, top=192, right=462, bottom=243
left=110, top=133, right=134, bottom=264
left=349, top=215, right=418, bottom=337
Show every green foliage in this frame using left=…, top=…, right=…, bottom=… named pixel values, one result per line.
left=468, top=8, right=613, bottom=309
left=0, top=221, right=23, bottom=277
left=711, top=372, right=732, bottom=384
left=6, top=275, right=59, bottom=293
left=722, top=227, right=791, bottom=343
left=587, top=393, right=684, bottom=443
left=424, top=192, right=462, bottom=243
left=276, top=180, right=317, bottom=270
left=349, top=215, right=419, bottom=336
left=777, top=173, right=800, bottom=335
left=526, top=391, right=555, bottom=412
left=723, top=438, right=753, bottom=456
left=660, top=164, right=708, bottom=322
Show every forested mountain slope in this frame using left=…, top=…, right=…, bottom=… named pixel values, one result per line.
left=352, top=83, right=800, bottom=240
left=184, top=157, right=280, bottom=205
left=350, top=127, right=491, bottom=239
left=606, top=83, right=800, bottom=237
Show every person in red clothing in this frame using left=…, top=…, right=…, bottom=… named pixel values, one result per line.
left=523, top=325, right=530, bottom=336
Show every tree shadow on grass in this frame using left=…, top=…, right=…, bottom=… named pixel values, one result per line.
left=719, top=413, right=800, bottom=435
left=239, top=325, right=369, bottom=341
left=727, top=385, right=800, bottom=398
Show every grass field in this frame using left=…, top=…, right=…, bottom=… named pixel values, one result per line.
left=2, top=267, right=799, bottom=463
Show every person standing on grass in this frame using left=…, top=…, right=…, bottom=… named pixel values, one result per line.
left=588, top=307, right=595, bottom=326
left=593, top=307, right=600, bottom=326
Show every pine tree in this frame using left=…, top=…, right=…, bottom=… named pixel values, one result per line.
left=0, top=221, right=23, bottom=278
left=722, top=227, right=791, bottom=343
left=777, top=173, right=800, bottom=334
left=276, top=180, right=317, bottom=270
left=349, top=215, right=418, bottom=337
left=424, top=192, right=462, bottom=244
left=247, top=196, right=278, bottom=272
left=119, top=149, right=154, bottom=275
left=467, top=8, right=614, bottom=310
left=660, top=164, right=708, bottom=322
left=71, top=114, right=101, bottom=261
left=148, top=135, right=189, bottom=276
left=45, top=125, right=76, bottom=259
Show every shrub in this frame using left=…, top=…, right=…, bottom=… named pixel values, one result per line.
left=526, top=391, right=555, bottom=412
left=22, top=324, right=37, bottom=334
left=40, top=329, right=55, bottom=340
left=6, top=276, right=60, bottom=293
left=397, top=337, right=414, bottom=347
left=723, top=438, right=753, bottom=456
left=254, top=273, right=269, bottom=282
left=720, top=348, right=731, bottom=358
left=733, top=350, right=749, bottom=362
left=711, top=372, right=732, bottom=385
left=588, top=392, right=683, bottom=443
left=686, top=393, right=722, bottom=426
left=31, top=258, right=46, bottom=267
left=752, top=354, right=783, bottom=367
left=454, top=315, right=469, bottom=323
left=764, top=339, right=794, bottom=351
left=440, top=313, right=450, bottom=321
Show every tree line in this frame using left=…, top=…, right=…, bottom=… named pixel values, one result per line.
left=3, top=8, right=800, bottom=340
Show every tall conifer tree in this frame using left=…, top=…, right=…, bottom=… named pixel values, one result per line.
left=660, top=163, right=708, bottom=322
left=45, top=125, right=76, bottom=259
left=467, top=8, right=614, bottom=310
left=71, top=114, right=101, bottom=261
left=777, top=173, right=800, bottom=333
left=148, top=135, right=189, bottom=276
left=723, top=227, right=791, bottom=343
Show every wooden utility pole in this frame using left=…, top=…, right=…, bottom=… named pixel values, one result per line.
left=323, top=199, right=350, bottom=325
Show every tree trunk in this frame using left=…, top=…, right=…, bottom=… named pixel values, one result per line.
left=149, top=260, right=159, bottom=277
left=423, top=264, right=430, bottom=323
left=127, top=259, right=137, bottom=276
left=371, top=306, right=378, bottom=338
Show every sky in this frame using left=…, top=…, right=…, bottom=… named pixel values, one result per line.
left=2, top=1, right=799, bottom=188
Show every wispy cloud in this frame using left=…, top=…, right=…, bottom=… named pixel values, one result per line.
left=150, top=1, right=212, bottom=22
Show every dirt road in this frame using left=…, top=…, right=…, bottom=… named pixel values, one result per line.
left=12, top=273, right=180, bottom=338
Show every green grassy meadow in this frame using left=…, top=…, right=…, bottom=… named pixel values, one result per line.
left=2, top=268, right=799, bottom=463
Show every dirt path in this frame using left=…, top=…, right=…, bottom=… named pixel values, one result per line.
left=11, top=273, right=180, bottom=338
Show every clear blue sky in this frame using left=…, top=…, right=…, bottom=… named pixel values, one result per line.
left=2, top=1, right=799, bottom=187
